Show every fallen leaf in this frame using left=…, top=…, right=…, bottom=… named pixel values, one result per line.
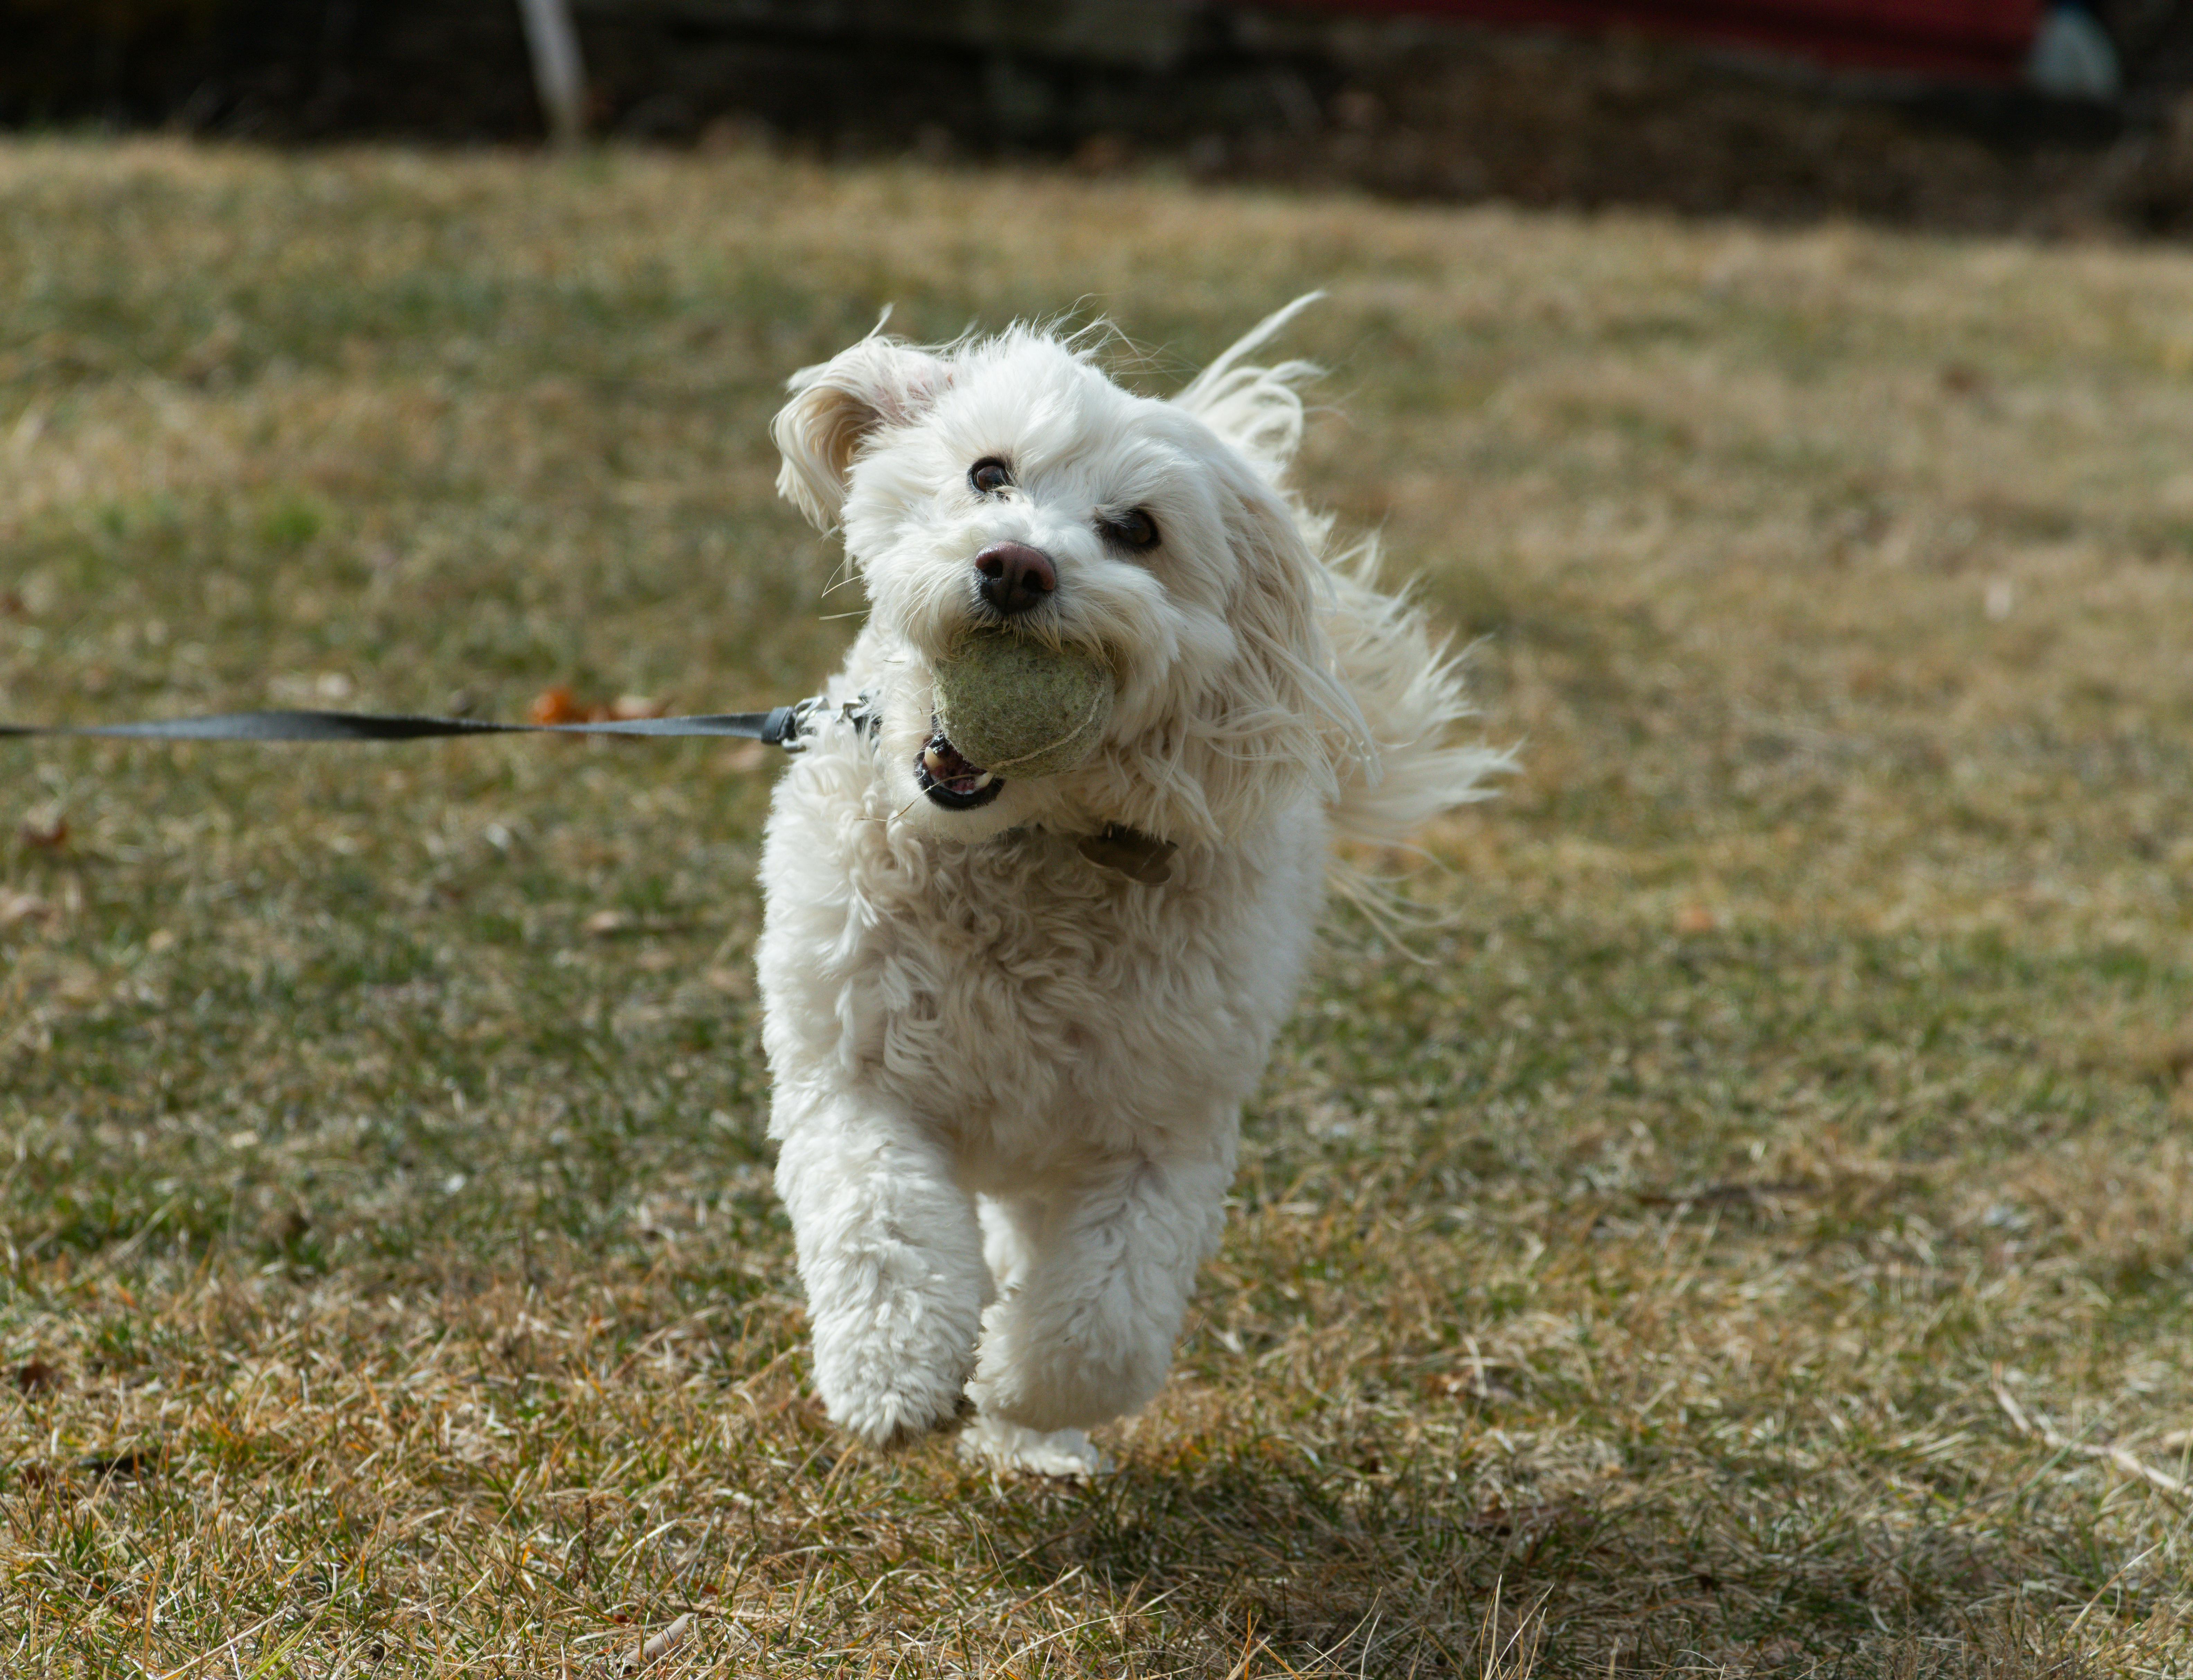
left=582, top=909, right=632, bottom=938
left=14, top=1358, right=57, bottom=1394
left=1673, top=903, right=1718, bottom=934
left=19, top=811, right=68, bottom=850
left=531, top=685, right=652, bottom=725
left=1940, top=362, right=1988, bottom=397
left=529, top=686, right=590, bottom=725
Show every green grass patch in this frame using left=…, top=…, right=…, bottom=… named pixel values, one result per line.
left=2, top=138, right=2191, bottom=1676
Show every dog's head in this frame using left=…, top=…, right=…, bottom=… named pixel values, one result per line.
left=771, top=301, right=1366, bottom=847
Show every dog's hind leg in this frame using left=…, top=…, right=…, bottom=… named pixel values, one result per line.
left=967, top=1133, right=1234, bottom=1439
left=773, top=1095, right=988, bottom=1448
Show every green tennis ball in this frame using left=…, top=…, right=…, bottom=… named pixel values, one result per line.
left=931, top=632, right=1114, bottom=778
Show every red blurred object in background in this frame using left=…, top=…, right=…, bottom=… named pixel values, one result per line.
left=1303, top=0, right=2045, bottom=80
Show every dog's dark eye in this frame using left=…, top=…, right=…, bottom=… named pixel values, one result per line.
left=969, top=458, right=1013, bottom=496
left=1100, top=508, right=1160, bottom=552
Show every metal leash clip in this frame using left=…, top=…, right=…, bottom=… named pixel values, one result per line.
left=778, top=691, right=881, bottom=753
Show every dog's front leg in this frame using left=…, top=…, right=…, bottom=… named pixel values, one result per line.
left=969, top=1141, right=1234, bottom=1436
left=773, top=1095, right=987, bottom=1448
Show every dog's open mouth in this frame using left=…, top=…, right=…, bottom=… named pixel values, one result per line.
left=914, top=724, right=1005, bottom=810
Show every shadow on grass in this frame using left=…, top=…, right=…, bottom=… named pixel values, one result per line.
left=950, top=1437, right=2117, bottom=1677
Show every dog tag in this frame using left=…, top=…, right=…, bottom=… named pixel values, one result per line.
left=1077, top=824, right=1178, bottom=886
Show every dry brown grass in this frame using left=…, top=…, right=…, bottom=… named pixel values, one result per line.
left=2, top=138, right=2191, bottom=1676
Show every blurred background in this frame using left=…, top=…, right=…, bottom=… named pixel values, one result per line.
left=7, top=0, right=2193, bottom=234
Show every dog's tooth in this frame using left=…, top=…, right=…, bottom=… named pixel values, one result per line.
left=922, top=744, right=950, bottom=777
left=969, top=771, right=994, bottom=790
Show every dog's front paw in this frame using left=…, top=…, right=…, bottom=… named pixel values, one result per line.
left=809, top=1302, right=982, bottom=1449
left=958, top=1414, right=1113, bottom=1478
left=969, top=1309, right=1171, bottom=1435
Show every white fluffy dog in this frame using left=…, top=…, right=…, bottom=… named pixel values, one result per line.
left=757, top=298, right=1504, bottom=1474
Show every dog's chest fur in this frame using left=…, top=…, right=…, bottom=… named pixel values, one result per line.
left=757, top=721, right=1326, bottom=1178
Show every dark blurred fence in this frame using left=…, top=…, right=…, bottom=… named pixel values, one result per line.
left=6, top=0, right=2193, bottom=233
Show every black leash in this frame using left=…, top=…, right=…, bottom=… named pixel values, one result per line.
left=0, top=694, right=865, bottom=750
left=0, top=692, right=1182, bottom=880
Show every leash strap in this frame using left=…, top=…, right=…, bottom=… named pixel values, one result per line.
left=1, top=692, right=1184, bottom=883
left=0, top=695, right=861, bottom=750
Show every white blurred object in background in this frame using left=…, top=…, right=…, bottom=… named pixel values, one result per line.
left=517, top=0, right=588, bottom=144
left=2027, top=3, right=2122, bottom=100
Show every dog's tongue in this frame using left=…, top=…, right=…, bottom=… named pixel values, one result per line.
left=922, top=733, right=994, bottom=795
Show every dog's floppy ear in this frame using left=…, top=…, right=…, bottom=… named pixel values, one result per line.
left=771, top=334, right=951, bottom=529
left=1227, top=484, right=1368, bottom=784
left=1167, top=471, right=1372, bottom=840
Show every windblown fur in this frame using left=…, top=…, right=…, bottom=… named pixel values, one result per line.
left=757, top=298, right=1506, bottom=1473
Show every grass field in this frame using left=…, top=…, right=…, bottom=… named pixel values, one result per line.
left=3, top=138, right=2193, bottom=1677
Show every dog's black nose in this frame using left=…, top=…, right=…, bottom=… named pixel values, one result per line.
left=974, top=542, right=1057, bottom=616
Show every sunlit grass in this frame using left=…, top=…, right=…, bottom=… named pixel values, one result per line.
left=2, top=137, right=2191, bottom=1676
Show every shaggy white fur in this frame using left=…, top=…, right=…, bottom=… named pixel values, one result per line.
left=757, top=297, right=1507, bottom=1474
